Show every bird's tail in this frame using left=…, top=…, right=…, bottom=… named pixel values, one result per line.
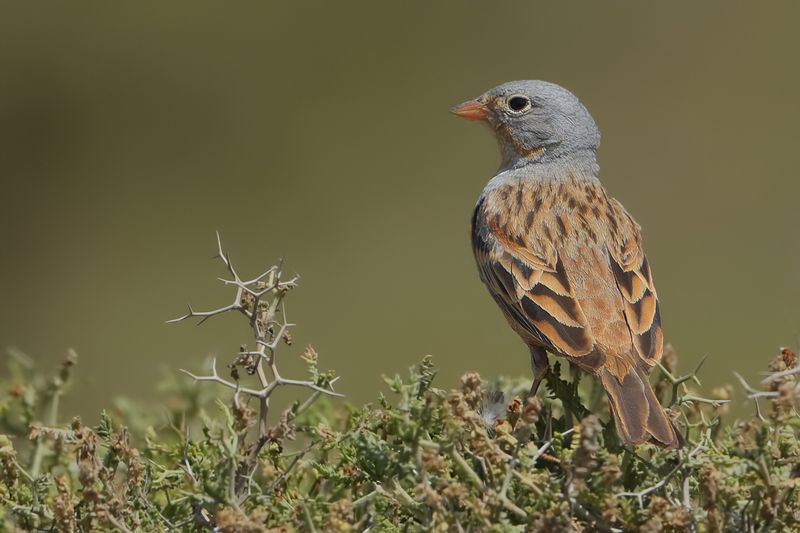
left=600, top=365, right=683, bottom=449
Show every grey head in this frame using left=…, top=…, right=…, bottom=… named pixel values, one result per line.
left=452, top=80, right=600, bottom=171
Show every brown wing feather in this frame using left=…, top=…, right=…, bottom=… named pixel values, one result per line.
left=605, top=199, right=664, bottom=365
left=472, top=197, right=595, bottom=359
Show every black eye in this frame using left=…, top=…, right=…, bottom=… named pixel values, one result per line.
left=507, top=95, right=531, bottom=113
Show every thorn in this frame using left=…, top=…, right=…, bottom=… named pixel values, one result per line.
left=690, top=354, right=709, bottom=386
left=179, top=369, right=198, bottom=381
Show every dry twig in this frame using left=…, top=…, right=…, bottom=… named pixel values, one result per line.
left=170, top=233, right=342, bottom=500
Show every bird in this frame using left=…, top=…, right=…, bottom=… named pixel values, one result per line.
left=452, top=80, right=681, bottom=449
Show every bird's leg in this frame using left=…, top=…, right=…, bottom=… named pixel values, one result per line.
left=562, top=363, right=583, bottom=431
left=569, top=362, right=583, bottom=395
left=514, top=347, right=550, bottom=439
left=524, top=346, right=549, bottom=403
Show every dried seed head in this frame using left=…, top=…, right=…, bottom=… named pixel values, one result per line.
left=460, top=372, right=483, bottom=409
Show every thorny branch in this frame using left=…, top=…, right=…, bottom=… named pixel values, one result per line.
left=170, top=233, right=341, bottom=501
left=734, top=372, right=780, bottom=400
left=735, top=369, right=800, bottom=400
left=734, top=349, right=800, bottom=421
left=616, top=433, right=707, bottom=509
left=656, top=356, right=730, bottom=409
left=179, top=358, right=343, bottom=401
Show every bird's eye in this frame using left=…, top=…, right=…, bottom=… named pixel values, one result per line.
left=507, top=95, right=532, bottom=113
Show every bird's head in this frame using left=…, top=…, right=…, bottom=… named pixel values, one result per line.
left=451, top=80, right=600, bottom=170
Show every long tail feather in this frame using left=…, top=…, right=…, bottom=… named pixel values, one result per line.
left=600, top=367, right=682, bottom=449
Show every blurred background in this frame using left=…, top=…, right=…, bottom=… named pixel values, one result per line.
left=1, top=2, right=799, bottom=418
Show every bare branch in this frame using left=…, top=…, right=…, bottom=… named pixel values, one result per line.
left=294, top=376, right=341, bottom=418
left=172, top=234, right=343, bottom=502
left=219, top=266, right=277, bottom=288
left=761, top=365, right=800, bottom=384
left=265, top=446, right=310, bottom=495
left=616, top=436, right=705, bottom=508
left=179, top=358, right=265, bottom=398
left=532, top=427, right=575, bottom=462
left=734, top=372, right=781, bottom=399
left=214, top=230, right=239, bottom=280
left=167, top=302, right=243, bottom=325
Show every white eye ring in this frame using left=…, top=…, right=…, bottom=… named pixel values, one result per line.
left=507, top=95, right=532, bottom=114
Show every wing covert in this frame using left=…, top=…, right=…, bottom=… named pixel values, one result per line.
left=606, top=199, right=664, bottom=364
left=473, top=207, right=595, bottom=358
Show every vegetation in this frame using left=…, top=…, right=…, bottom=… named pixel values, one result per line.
left=1, top=237, right=798, bottom=532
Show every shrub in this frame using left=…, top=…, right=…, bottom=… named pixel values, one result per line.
left=1, top=237, right=798, bottom=532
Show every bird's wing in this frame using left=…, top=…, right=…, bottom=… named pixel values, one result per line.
left=473, top=187, right=672, bottom=446
left=604, top=198, right=664, bottom=366
left=472, top=192, right=664, bottom=373
left=472, top=199, right=596, bottom=359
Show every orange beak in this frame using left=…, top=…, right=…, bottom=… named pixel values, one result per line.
left=450, top=98, right=489, bottom=121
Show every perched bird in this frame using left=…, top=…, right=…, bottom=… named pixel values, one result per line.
left=452, top=80, right=681, bottom=448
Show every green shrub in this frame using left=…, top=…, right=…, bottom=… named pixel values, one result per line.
left=1, top=238, right=798, bottom=532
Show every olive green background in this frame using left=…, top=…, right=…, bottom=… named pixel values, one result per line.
left=2, top=2, right=799, bottom=417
